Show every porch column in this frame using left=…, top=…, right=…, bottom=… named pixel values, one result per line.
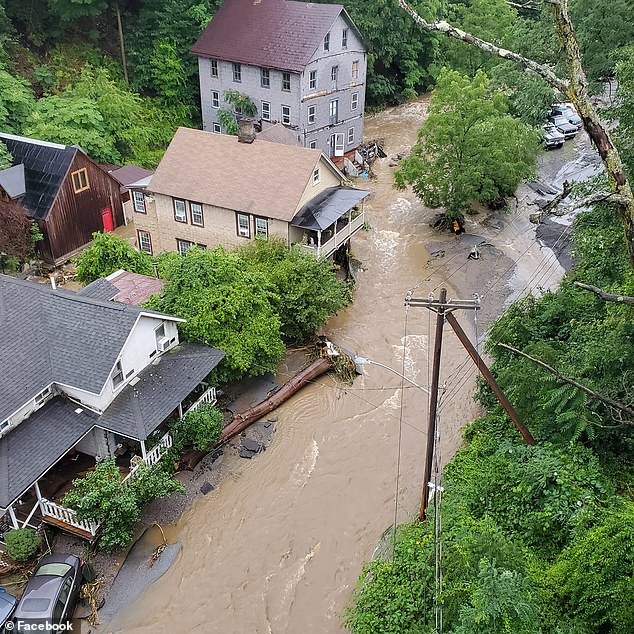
left=34, top=482, right=43, bottom=504
left=8, top=506, right=19, bottom=529
left=178, top=402, right=183, bottom=420
left=317, top=231, right=322, bottom=258
left=348, top=209, right=352, bottom=237
left=333, top=221, right=338, bottom=246
left=140, top=440, right=147, bottom=460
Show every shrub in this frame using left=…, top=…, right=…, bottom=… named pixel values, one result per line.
left=4, top=527, right=39, bottom=562
left=170, top=404, right=223, bottom=452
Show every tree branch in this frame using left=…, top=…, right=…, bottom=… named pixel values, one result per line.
left=574, top=281, right=634, bottom=306
left=396, top=0, right=569, bottom=93
left=497, top=343, right=634, bottom=419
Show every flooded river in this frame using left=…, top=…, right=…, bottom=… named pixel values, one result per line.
left=107, top=97, right=593, bottom=633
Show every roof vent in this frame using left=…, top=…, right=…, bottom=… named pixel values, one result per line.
left=130, top=377, right=140, bottom=386
left=74, top=407, right=83, bottom=414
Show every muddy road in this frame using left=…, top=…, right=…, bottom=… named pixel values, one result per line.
left=106, top=98, right=595, bottom=634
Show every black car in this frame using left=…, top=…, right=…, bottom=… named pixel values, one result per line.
left=549, top=115, right=578, bottom=139
left=12, top=554, right=83, bottom=632
left=0, top=588, right=17, bottom=633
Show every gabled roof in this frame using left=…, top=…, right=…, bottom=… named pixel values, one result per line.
left=108, top=164, right=154, bottom=194
left=106, top=270, right=166, bottom=306
left=191, top=0, right=353, bottom=72
left=0, top=164, right=26, bottom=199
left=291, top=186, right=370, bottom=230
left=0, top=276, right=180, bottom=422
left=148, top=127, right=342, bottom=222
left=0, top=133, right=77, bottom=220
left=256, top=123, right=302, bottom=147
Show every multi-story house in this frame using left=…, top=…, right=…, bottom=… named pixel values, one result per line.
left=0, top=275, right=224, bottom=543
left=131, top=126, right=370, bottom=260
left=191, top=0, right=367, bottom=159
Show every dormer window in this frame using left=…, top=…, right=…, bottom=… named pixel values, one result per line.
left=35, top=387, right=52, bottom=405
left=324, top=32, right=330, bottom=51
left=112, top=360, right=124, bottom=388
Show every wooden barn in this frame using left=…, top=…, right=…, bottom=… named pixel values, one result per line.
left=0, top=133, right=125, bottom=265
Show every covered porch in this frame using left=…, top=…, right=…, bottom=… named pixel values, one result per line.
left=291, top=187, right=370, bottom=259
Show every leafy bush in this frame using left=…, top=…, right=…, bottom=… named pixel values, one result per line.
left=4, top=527, right=39, bottom=562
left=170, top=404, right=223, bottom=452
left=74, top=232, right=153, bottom=284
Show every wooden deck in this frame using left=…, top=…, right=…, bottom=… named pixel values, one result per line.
left=41, top=514, right=95, bottom=541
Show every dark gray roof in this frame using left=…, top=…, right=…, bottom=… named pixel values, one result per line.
left=0, top=133, right=76, bottom=220
left=0, top=164, right=26, bottom=198
left=99, top=343, right=225, bottom=440
left=0, top=397, right=97, bottom=509
left=77, top=278, right=118, bottom=301
left=291, top=187, right=370, bottom=231
left=0, top=276, right=173, bottom=422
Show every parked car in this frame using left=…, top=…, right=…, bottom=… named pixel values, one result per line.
left=551, top=103, right=583, bottom=129
left=549, top=115, right=578, bottom=139
left=12, top=554, right=83, bottom=632
left=543, top=124, right=565, bottom=149
left=0, top=588, right=17, bottom=633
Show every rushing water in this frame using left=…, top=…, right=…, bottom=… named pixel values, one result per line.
left=105, top=99, right=493, bottom=634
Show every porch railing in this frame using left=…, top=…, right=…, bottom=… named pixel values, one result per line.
left=40, top=500, right=99, bottom=536
left=121, top=431, right=174, bottom=487
left=184, top=386, right=217, bottom=416
left=299, top=211, right=365, bottom=258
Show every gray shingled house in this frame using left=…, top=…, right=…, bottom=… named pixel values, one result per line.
left=191, top=0, right=367, bottom=158
left=0, top=275, right=224, bottom=542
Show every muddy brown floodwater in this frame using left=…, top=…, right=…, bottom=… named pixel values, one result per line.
left=106, top=97, right=582, bottom=634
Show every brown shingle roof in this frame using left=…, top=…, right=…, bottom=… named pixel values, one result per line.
left=191, top=0, right=344, bottom=72
left=256, top=123, right=302, bottom=146
left=148, top=128, right=333, bottom=222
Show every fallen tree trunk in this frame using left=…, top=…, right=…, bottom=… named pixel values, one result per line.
left=221, top=356, right=333, bottom=443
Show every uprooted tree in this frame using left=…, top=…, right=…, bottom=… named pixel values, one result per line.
left=397, top=0, right=634, bottom=267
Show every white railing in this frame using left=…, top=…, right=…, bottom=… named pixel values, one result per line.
left=184, top=386, right=217, bottom=416
left=121, top=432, right=174, bottom=487
left=299, top=211, right=365, bottom=258
left=40, top=500, right=99, bottom=536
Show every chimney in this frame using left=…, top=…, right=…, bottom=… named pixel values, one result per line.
left=237, top=117, right=256, bottom=144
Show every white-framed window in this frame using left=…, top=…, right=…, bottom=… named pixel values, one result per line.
left=255, top=217, right=268, bottom=238
left=342, top=29, right=348, bottom=48
left=348, top=127, right=355, bottom=144
left=282, top=72, right=291, bottom=91
left=309, top=70, right=317, bottom=90
left=35, top=387, right=52, bottom=405
left=132, top=190, right=146, bottom=213
left=324, top=32, right=330, bottom=51
left=112, top=360, right=124, bottom=388
left=351, top=92, right=359, bottom=111
left=211, top=90, right=220, bottom=108
left=331, top=65, right=338, bottom=82
left=352, top=60, right=359, bottom=79
left=281, top=105, right=291, bottom=125
left=154, top=323, right=166, bottom=351
left=212, top=122, right=222, bottom=133
left=190, top=202, right=204, bottom=227
left=329, top=99, right=338, bottom=122
left=177, top=239, right=193, bottom=256
left=137, top=230, right=152, bottom=254
left=174, top=199, right=187, bottom=223
left=309, top=140, right=317, bottom=149
left=236, top=212, right=250, bottom=237
left=232, top=62, right=241, bottom=82
left=210, top=59, right=218, bottom=78
left=261, top=101, right=271, bottom=121
left=261, top=67, right=270, bottom=88
left=313, top=167, right=320, bottom=184
left=308, top=105, right=316, bottom=125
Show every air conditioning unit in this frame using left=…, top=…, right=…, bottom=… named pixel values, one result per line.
left=157, top=337, right=170, bottom=352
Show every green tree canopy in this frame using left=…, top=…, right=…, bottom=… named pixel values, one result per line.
left=0, top=68, right=35, bottom=133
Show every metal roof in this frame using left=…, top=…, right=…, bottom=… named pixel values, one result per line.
left=0, top=164, right=26, bottom=199
left=291, top=186, right=370, bottom=231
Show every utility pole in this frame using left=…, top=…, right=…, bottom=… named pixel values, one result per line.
left=406, top=288, right=535, bottom=521
left=116, top=2, right=129, bottom=84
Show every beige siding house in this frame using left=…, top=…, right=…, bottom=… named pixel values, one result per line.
left=133, top=126, right=369, bottom=259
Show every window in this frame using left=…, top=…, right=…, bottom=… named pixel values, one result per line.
left=232, top=62, right=241, bottom=82
left=177, top=239, right=193, bottom=256
left=211, top=90, right=220, bottom=108
left=324, top=32, right=330, bottom=51
left=308, top=105, right=316, bottom=125
left=351, top=92, right=359, bottom=111
left=71, top=168, right=89, bottom=193
left=132, top=190, right=146, bottom=213
left=348, top=127, right=355, bottom=144
left=352, top=60, right=359, bottom=79
left=281, top=105, right=291, bottom=125
left=329, top=99, right=338, bottom=123
left=342, top=28, right=348, bottom=48
left=282, top=72, right=291, bottom=91
left=190, top=202, right=204, bottom=227
left=261, top=68, right=270, bottom=88
left=261, top=101, right=271, bottom=121
left=313, top=167, right=320, bottom=184
left=174, top=199, right=187, bottom=223
left=309, top=70, right=317, bottom=90
left=309, top=140, right=317, bottom=149
left=236, top=213, right=250, bottom=238
left=155, top=323, right=166, bottom=350
left=212, top=122, right=222, bottom=133
left=331, top=65, right=338, bottom=82
left=35, top=387, right=52, bottom=405
left=137, top=230, right=152, bottom=254
left=255, top=217, right=268, bottom=238
left=112, top=360, right=124, bottom=388
left=210, top=59, right=218, bottom=77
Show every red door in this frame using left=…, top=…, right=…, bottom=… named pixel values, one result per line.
left=101, top=206, right=114, bottom=232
